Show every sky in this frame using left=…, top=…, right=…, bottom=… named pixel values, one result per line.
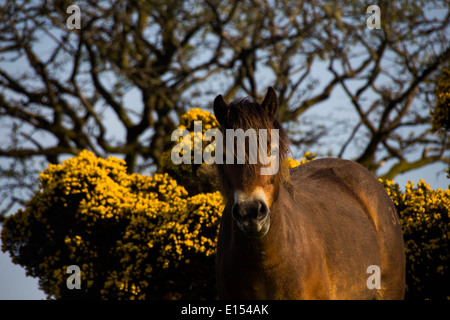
left=0, top=249, right=45, bottom=299
left=0, top=2, right=449, bottom=300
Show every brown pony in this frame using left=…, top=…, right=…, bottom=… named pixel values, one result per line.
left=214, top=87, right=406, bottom=299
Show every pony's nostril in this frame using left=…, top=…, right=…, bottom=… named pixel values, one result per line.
left=232, top=200, right=269, bottom=223
left=258, top=200, right=269, bottom=217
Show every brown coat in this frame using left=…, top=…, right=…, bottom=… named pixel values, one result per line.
left=216, top=158, right=406, bottom=299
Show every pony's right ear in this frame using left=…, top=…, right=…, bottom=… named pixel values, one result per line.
left=213, top=94, right=228, bottom=125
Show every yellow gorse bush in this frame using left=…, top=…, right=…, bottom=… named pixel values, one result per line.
left=1, top=108, right=449, bottom=300
left=284, top=151, right=316, bottom=168
left=1, top=150, right=224, bottom=299
left=174, top=108, right=221, bottom=163
left=159, top=108, right=221, bottom=195
left=380, top=179, right=450, bottom=299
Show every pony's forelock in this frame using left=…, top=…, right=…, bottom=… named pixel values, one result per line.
left=216, top=96, right=292, bottom=195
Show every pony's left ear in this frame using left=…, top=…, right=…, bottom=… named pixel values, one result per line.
left=261, top=87, right=279, bottom=118
left=214, top=94, right=228, bottom=125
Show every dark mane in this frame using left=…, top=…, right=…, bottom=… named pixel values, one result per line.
left=223, top=97, right=272, bottom=131
left=216, top=96, right=292, bottom=199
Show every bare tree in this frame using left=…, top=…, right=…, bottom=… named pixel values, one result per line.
left=1, top=0, right=449, bottom=219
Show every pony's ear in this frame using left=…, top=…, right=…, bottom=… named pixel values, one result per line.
left=261, top=87, right=279, bottom=118
left=214, top=94, right=228, bottom=125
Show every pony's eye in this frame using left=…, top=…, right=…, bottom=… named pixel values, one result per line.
left=268, top=175, right=276, bottom=184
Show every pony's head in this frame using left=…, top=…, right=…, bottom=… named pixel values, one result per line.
left=214, top=87, right=290, bottom=238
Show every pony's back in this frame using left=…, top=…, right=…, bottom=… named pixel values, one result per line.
left=289, top=158, right=405, bottom=299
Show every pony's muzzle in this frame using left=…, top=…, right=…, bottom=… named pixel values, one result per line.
left=232, top=199, right=270, bottom=238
